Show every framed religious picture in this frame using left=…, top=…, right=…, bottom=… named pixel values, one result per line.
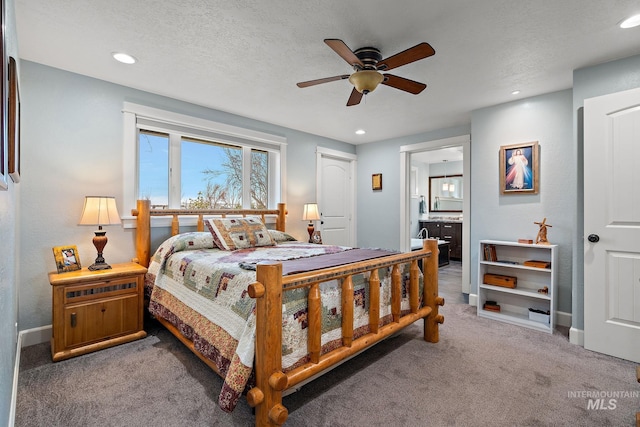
left=372, top=173, right=382, bottom=191
left=52, top=245, right=82, bottom=273
left=499, top=141, right=539, bottom=195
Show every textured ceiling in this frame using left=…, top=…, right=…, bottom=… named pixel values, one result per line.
left=15, top=0, right=640, bottom=144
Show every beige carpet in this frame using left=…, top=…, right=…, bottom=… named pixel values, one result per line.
left=16, top=303, right=639, bottom=426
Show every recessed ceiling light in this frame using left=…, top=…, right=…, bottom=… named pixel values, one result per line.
left=355, top=129, right=366, bottom=135
left=511, top=90, right=521, bottom=95
left=619, top=14, right=640, bottom=28
left=112, top=52, right=137, bottom=64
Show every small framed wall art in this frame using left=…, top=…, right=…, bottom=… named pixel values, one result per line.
left=8, top=56, right=20, bottom=183
left=372, top=173, right=382, bottom=191
left=499, top=141, right=539, bottom=194
left=0, top=0, right=7, bottom=191
left=53, top=245, right=82, bottom=273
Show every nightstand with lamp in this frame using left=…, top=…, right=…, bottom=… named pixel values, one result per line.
left=48, top=196, right=147, bottom=361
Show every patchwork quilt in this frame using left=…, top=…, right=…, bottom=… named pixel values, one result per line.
left=146, top=232, right=422, bottom=412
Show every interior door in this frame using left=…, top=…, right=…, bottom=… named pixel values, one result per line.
left=318, top=153, right=354, bottom=246
left=583, top=87, right=640, bottom=363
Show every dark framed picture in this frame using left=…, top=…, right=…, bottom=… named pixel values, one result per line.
left=8, top=56, right=19, bottom=183
left=311, top=230, right=322, bottom=244
left=53, top=245, right=82, bottom=273
left=0, top=0, right=7, bottom=191
left=372, top=173, right=382, bottom=191
left=499, top=141, right=539, bottom=194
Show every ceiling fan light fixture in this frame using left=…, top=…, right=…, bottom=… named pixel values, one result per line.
left=349, top=70, right=384, bottom=94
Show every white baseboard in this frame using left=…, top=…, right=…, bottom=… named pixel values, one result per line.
left=569, top=327, right=584, bottom=346
left=468, top=293, right=478, bottom=306
left=20, top=325, right=52, bottom=347
left=10, top=325, right=53, bottom=427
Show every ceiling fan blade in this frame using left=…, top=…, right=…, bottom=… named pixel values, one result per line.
left=377, top=42, right=435, bottom=71
left=381, top=74, right=427, bottom=94
left=297, top=74, right=350, bottom=88
left=324, top=39, right=364, bottom=68
left=346, top=88, right=363, bottom=106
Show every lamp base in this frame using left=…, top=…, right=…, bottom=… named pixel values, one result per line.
left=89, top=229, right=111, bottom=270
left=88, top=262, right=112, bottom=271
left=307, top=222, right=315, bottom=243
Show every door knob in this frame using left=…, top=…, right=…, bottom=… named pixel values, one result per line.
left=587, top=234, right=600, bottom=243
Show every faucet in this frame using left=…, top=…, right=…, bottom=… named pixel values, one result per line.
left=417, top=228, right=428, bottom=239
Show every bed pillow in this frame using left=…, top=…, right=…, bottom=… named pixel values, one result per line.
left=205, top=217, right=276, bottom=250
left=268, top=229, right=298, bottom=243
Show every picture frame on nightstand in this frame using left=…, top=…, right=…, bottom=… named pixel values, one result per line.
left=52, top=245, right=81, bottom=273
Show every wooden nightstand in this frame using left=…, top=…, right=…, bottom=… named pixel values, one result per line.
left=49, top=262, right=147, bottom=361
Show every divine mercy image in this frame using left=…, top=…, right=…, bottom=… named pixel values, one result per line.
left=505, top=146, right=533, bottom=190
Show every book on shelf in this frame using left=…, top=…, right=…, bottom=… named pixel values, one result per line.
left=483, top=244, right=498, bottom=262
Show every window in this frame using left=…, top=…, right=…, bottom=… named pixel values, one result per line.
left=123, top=103, right=286, bottom=216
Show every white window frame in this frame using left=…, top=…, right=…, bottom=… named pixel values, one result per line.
left=121, top=102, right=287, bottom=227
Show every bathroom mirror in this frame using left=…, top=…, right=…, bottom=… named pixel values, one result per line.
left=429, top=174, right=463, bottom=212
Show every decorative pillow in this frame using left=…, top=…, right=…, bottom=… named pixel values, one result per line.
left=268, top=229, right=298, bottom=243
left=205, top=217, right=276, bottom=250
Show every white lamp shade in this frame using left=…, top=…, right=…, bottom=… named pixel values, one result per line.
left=302, top=203, right=320, bottom=221
left=79, top=196, right=121, bottom=226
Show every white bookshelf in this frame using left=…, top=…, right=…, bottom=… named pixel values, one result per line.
left=477, top=240, right=558, bottom=333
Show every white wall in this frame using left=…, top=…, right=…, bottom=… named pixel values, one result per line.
left=18, top=61, right=355, bottom=331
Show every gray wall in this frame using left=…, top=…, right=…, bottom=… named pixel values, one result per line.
left=470, top=90, right=574, bottom=314
left=571, top=54, right=640, bottom=330
left=1, top=0, right=19, bottom=424
left=18, top=61, right=355, bottom=332
left=355, top=125, right=471, bottom=250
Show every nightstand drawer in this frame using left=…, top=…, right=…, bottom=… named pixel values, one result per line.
left=64, top=277, right=139, bottom=304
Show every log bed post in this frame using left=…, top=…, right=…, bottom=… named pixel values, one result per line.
left=134, top=199, right=151, bottom=267
left=247, top=262, right=288, bottom=427
left=423, top=239, right=445, bottom=342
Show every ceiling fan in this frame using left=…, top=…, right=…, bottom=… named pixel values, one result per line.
left=296, top=39, right=435, bottom=106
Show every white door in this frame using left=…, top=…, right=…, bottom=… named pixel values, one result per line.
left=584, top=87, right=640, bottom=363
left=318, top=151, right=355, bottom=246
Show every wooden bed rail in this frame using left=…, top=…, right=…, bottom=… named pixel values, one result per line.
left=131, top=199, right=287, bottom=267
left=247, top=239, right=443, bottom=426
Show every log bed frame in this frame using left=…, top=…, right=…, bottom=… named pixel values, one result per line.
left=132, top=199, right=444, bottom=426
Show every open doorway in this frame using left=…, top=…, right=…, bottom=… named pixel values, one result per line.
left=400, top=135, right=471, bottom=296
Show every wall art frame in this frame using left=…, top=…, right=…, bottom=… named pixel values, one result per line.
left=0, top=0, right=7, bottom=191
left=499, top=141, right=539, bottom=195
left=372, top=173, right=382, bottom=191
left=8, top=56, right=19, bottom=183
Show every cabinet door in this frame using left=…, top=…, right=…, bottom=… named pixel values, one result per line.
left=443, top=223, right=462, bottom=259
left=425, top=222, right=441, bottom=239
left=64, top=294, right=139, bottom=348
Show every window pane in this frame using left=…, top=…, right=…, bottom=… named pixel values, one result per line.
left=181, top=137, right=242, bottom=208
left=138, top=130, right=169, bottom=208
left=251, top=149, right=268, bottom=208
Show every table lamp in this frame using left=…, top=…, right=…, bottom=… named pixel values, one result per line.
left=79, top=196, right=121, bottom=270
left=302, top=203, right=320, bottom=243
